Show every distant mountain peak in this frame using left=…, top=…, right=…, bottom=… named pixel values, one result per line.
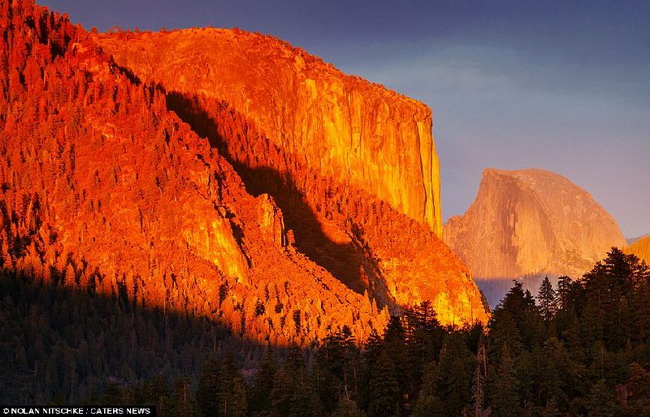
left=625, top=236, right=650, bottom=264
left=627, top=234, right=650, bottom=246
left=445, top=167, right=626, bottom=280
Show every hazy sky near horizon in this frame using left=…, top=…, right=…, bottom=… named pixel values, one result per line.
left=44, top=0, right=650, bottom=237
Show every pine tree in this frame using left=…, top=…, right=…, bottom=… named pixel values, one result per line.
left=631, top=281, right=650, bottom=343
left=434, top=333, right=474, bottom=416
left=607, top=294, right=630, bottom=351
left=226, top=377, right=247, bottom=417
left=488, top=309, right=524, bottom=359
left=197, top=359, right=220, bottom=417
left=317, top=325, right=364, bottom=411
left=270, top=368, right=292, bottom=417
left=490, top=280, right=546, bottom=356
left=412, top=393, right=445, bottom=417
left=586, top=379, right=616, bottom=417
left=319, top=325, right=356, bottom=384
left=405, top=302, right=444, bottom=388
left=217, top=356, right=248, bottom=417
left=249, top=345, right=276, bottom=413
left=472, top=342, right=487, bottom=417
left=627, top=362, right=650, bottom=414
left=311, top=355, right=341, bottom=413
left=288, top=376, right=321, bottom=417
left=359, top=329, right=383, bottom=409
left=366, top=349, right=400, bottom=417
left=556, top=276, right=573, bottom=311
left=171, top=377, right=195, bottom=417
left=142, top=375, right=169, bottom=417
left=539, top=338, right=571, bottom=407
left=383, top=315, right=411, bottom=403
left=537, top=277, right=558, bottom=322
left=490, top=344, right=520, bottom=417
left=333, top=396, right=367, bottom=417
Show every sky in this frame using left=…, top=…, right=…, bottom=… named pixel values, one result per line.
left=43, top=0, right=650, bottom=237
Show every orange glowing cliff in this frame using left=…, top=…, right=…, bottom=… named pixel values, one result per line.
left=0, top=0, right=488, bottom=346
left=625, top=236, right=650, bottom=264
left=445, top=168, right=626, bottom=280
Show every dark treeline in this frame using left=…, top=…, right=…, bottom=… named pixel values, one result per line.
left=2, top=248, right=650, bottom=416
left=0, top=267, right=267, bottom=408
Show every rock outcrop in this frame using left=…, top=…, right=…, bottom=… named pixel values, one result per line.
left=0, top=0, right=487, bottom=348
left=94, top=29, right=488, bottom=324
left=625, top=236, right=650, bottom=264
left=0, top=0, right=389, bottom=346
left=444, top=168, right=626, bottom=279
left=95, top=28, right=442, bottom=236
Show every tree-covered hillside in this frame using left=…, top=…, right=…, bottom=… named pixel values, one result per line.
left=2, top=248, right=650, bottom=416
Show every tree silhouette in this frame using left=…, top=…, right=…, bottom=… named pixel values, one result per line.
left=537, top=276, right=558, bottom=321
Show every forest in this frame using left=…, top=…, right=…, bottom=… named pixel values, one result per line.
left=2, top=247, right=650, bottom=417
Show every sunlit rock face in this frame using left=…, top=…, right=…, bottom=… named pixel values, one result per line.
left=95, top=28, right=442, bottom=236
left=625, top=236, right=650, bottom=264
left=95, top=29, right=488, bottom=325
left=0, top=0, right=393, bottom=346
left=0, top=0, right=487, bottom=345
left=445, top=168, right=626, bottom=280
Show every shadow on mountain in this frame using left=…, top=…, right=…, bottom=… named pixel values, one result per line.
left=0, top=267, right=267, bottom=404
left=165, top=91, right=383, bottom=299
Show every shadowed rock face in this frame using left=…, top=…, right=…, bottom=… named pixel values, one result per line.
left=445, top=168, right=626, bottom=280
left=1, top=0, right=396, bottom=346
left=0, top=0, right=487, bottom=348
left=95, top=28, right=442, bottom=236
left=94, top=29, right=488, bottom=325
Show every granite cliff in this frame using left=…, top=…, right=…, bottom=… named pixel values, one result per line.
left=0, top=0, right=391, bottom=346
left=95, top=29, right=442, bottom=235
left=444, top=168, right=626, bottom=280
left=94, top=29, right=487, bottom=324
left=0, top=0, right=487, bottom=348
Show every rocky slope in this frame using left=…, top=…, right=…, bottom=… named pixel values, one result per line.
left=625, top=236, right=650, bottom=264
left=0, top=0, right=487, bottom=348
left=95, top=28, right=442, bottom=236
left=0, top=0, right=392, bottom=346
left=444, top=168, right=626, bottom=279
left=94, top=29, right=488, bottom=324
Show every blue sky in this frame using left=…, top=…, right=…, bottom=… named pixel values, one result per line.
left=43, top=0, right=650, bottom=237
